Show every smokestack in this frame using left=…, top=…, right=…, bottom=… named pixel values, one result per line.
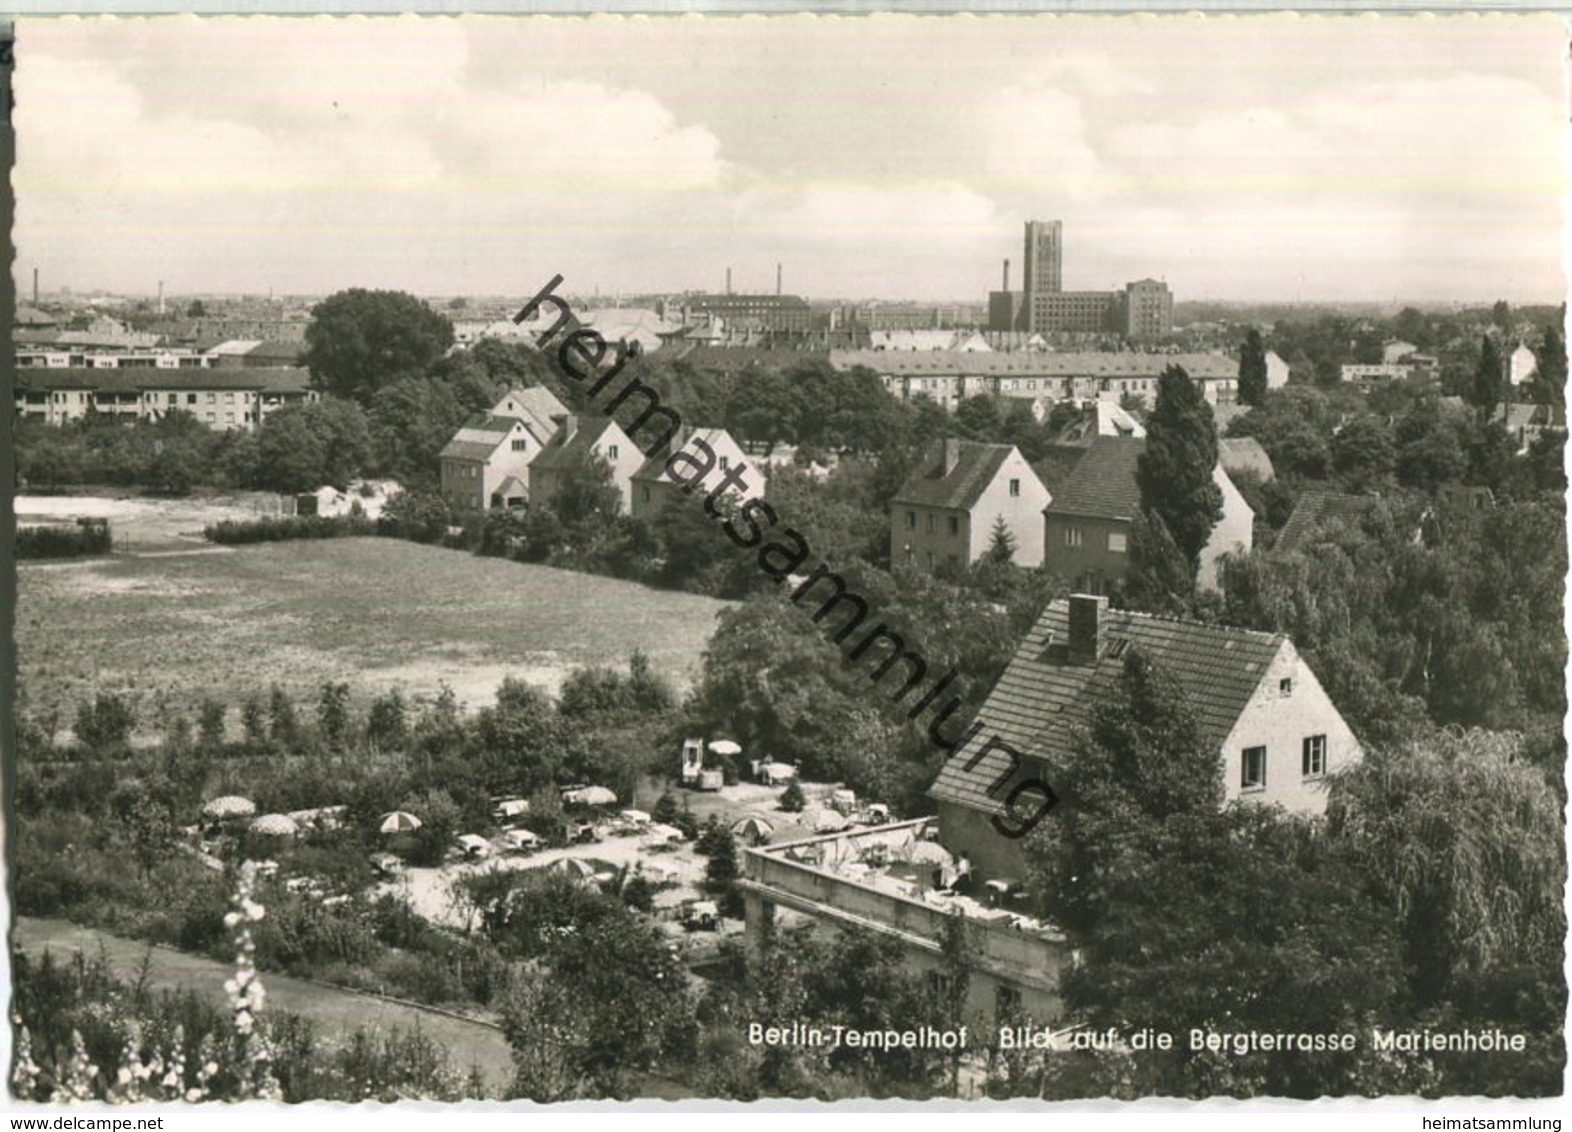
left=157, top=280, right=164, bottom=316
left=32, top=267, right=38, bottom=305
left=776, top=263, right=782, bottom=296
left=1003, top=259, right=1010, bottom=292
left=1068, top=594, right=1107, bottom=663
left=726, top=267, right=733, bottom=296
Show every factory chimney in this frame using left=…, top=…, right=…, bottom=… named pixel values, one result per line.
left=32, top=267, right=38, bottom=305
left=726, top=267, right=733, bottom=296
left=776, top=263, right=782, bottom=296
left=1003, top=259, right=1010, bottom=291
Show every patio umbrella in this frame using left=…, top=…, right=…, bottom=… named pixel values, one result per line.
left=563, top=785, right=617, bottom=807
left=250, top=813, right=299, bottom=838
left=547, top=857, right=597, bottom=878
left=202, top=795, right=256, bottom=820
left=907, top=840, right=953, bottom=867
left=708, top=739, right=742, bottom=756
left=731, top=816, right=774, bottom=841
left=799, top=807, right=848, bottom=833
left=379, top=810, right=423, bottom=835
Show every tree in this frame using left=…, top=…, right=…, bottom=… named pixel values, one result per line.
left=1490, top=299, right=1513, bottom=335
left=268, top=685, right=299, bottom=749
left=550, top=455, right=622, bottom=526
left=73, top=693, right=135, bottom=753
left=197, top=698, right=226, bottom=750
left=1469, top=336, right=1504, bottom=419
left=1121, top=509, right=1194, bottom=612
left=984, top=516, right=1016, bottom=565
left=318, top=681, right=351, bottom=753
left=1020, top=653, right=1415, bottom=1099
left=1531, top=324, right=1567, bottom=411
left=304, top=289, right=455, bottom=403
left=252, top=399, right=374, bottom=493
left=1237, top=328, right=1268, bottom=407
left=1136, top=365, right=1222, bottom=576
left=185, top=299, right=206, bottom=318
left=1330, top=416, right=1396, bottom=491
left=366, top=690, right=408, bottom=753
left=1326, top=729, right=1564, bottom=1006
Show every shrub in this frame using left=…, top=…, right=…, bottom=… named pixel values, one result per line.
left=779, top=780, right=806, bottom=813
left=16, top=519, right=113, bottom=559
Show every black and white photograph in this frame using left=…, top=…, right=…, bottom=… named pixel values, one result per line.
left=3, top=10, right=1567, bottom=1112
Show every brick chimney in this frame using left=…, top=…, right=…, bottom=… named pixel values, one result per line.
left=942, top=438, right=962, bottom=477
left=1067, top=593, right=1107, bottom=663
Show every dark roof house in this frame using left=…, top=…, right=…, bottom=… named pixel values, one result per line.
left=1274, top=490, right=1379, bottom=553
left=929, top=595, right=1363, bottom=879
left=892, top=439, right=1015, bottom=512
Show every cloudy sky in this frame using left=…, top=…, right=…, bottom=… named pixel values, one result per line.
left=13, top=15, right=1568, bottom=303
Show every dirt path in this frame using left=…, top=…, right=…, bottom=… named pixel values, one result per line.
left=10, top=916, right=515, bottom=1090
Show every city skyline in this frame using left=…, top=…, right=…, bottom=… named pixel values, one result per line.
left=12, top=15, right=1567, bottom=304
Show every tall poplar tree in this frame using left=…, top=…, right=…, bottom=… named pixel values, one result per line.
left=1237, top=328, right=1269, bottom=407
left=1470, top=335, right=1504, bottom=418
left=1135, top=365, right=1222, bottom=577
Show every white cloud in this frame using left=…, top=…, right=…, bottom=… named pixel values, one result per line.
left=12, top=16, right=1567, bottom=302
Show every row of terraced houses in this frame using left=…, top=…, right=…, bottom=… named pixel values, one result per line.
left=437, top=384, right=764, bottom=522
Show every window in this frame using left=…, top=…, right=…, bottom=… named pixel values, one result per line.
left=187, top=393, right=198, bottom=405
left=947, top=516, right=959, bottom=537
left=1302, top=735, right=1326, bottom=778
left=995, top=985, right=1023, bottom=1016
left=927, top=971, right=956, bottom=998
left=511, top=439, right=528, bottom=452
left=609, top=445, right=620, bottom=460
left=167, top=393, right=177, bottom=404
left=1241, top=746, right=1267, bottom=791
left=1065, top=526, right=1083, bottom=548
left=718, top=455, right=729, bottom=470
left=641, top=486, right=651, bottom=503
left=1009, top=478, right=1021, bottom=497
left=1279, top=677, right=1293, bottom=696
left=906, top=510, right=916, bottom=529
left=926, top=515, right=936, bottom=534
left=207, top=393, right=216, bottom=403
left=1108, top=531, right=1127, bottom=553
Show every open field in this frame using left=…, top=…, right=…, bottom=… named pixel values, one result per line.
left=17, top=536, right=732, bottom=731
left=16, top=489, right=286, bottom=553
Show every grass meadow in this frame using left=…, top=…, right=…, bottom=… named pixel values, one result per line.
left=17, top=537, right=731, bottom=734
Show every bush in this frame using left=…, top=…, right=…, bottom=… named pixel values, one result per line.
left=779, top=780, right=806, bottom=813
left=204, top=515, right=377, bottom=544
left=16, top=519, right=112, bottom=559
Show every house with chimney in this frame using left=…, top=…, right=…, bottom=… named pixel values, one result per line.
left=1042, top=436, right=1253, bottom=593
left=526, top=414, right=643, bottom=515
left=736, top=594, right=1360, bottom=1029
left=929, top=594, right=1364, bottom=880
left=889, top=439, right=1051, bottom=570
left=629, top=426, right=761, bottom=522
left=437, top=386, right=568, bottom=513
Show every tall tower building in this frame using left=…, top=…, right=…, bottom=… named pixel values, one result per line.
left=1022, top=220, right=1064, bottom=334
left=1023, top=220, right=1063, bottom=299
